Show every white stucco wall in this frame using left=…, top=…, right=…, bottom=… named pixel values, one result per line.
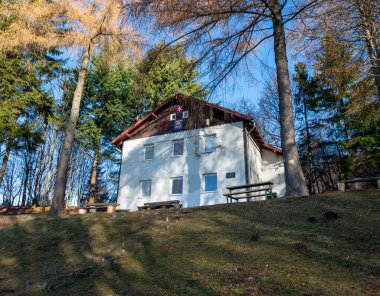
left=246, top=132, right=263, bottom=184
left=245, top=132, right=285, bottom=199
left=117, top=122, right=247, bottom=211
left=261, top=150, right=286, bottom=197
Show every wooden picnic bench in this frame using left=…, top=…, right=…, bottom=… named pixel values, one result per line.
left=79, top=203, right=120, bottom=214
left=137, top=200, right=182, bottom=210
left=224, top=182, right=277, bottom=203
left=337, top=177, right=380, bottom=192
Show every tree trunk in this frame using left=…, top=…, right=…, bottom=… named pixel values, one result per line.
left=66, top=166, right=76, bottom=208
left=363, top=29, right=380, bottom=100
left=21, top=162, right=30, bottom=206
left=271, top=2, right=309, bottom=197
left=51, top=43, right=92, bottom=215
left=0, top=144, right=11, bottom=188
left=33, top=149, right=44, bottom=203
left=88, top=148, right=99, bottom=204
left=355, top=0, right=380, bottom=100
left=42, top=130, right=59, bottom=212
left=303, top=98, right=314, bottom=194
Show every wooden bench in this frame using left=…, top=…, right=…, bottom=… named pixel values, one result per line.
left=137, top=200, right=182, bottom=210
left=224, top=182, right=277, bottom=203
left=337, top=177, right=380, bottom=192
left=79, top=203, right=120, bottom=214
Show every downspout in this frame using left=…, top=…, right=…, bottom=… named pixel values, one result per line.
left=242, top=122, right=249, bottom=185
left=115, top=141, right=124, bottom=208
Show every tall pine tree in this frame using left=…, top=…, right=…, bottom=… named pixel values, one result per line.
left=0, top=48, right=61, bottom=189
left=135, top=43, right=207, bottom=109
left=314, top=32, right=378, bottom=177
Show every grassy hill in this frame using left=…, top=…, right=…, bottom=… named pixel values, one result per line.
left=0, top=191, right=379, bottom=295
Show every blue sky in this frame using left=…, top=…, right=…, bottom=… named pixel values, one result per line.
left=209, top=41, right=301, bottom=109
left=56, top=28, right=303, bottom=112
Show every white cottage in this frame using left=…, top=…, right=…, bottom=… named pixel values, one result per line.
left=112, top=93, right=285, bottom=211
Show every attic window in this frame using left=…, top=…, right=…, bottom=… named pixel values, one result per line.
left=213, top=109, right=224, bottom=121
left=173, top=139, right=184, bottom=156
left=144, top=144, right=154, bottom=160
left=204, top=134, right=217, bottom=153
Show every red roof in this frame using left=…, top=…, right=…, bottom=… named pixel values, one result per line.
left=111, top=93, right=282, bottom=155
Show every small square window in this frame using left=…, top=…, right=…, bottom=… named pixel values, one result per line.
left=145, top=144, right=154, bottom=160
left=204, top=174, right=217, bottom=192
left=182, top=111, right=189, bottom=119
left=141, top=180, right=151, bottom=197
left=171, top=177, right=183, bottom=194
left=170, top=113, right=176, bottom=121
left=173, top=139, right=184, bottom=156
left=204, top=135, right=217, bottom=153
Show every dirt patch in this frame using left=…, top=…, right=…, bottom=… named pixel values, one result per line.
left=240, top=286, right=260, bottom=296
left=0, top=206, right=78, bottom=216
left=307, top=217, right=318, bottom=223
left=0, top=288, right=16, bottom=295
left=251, top=234, right=260, bottom=241
left=324, top=211, right=339, bottom=220
left=25, top=266, right=98, bottom=291
left=294, top=242, right=311, bottom=254
left=185, top=279, right=200, bottom=287
left=0, top=215, right=39, bottom=225
left=362, top=282, right=380, bottom=296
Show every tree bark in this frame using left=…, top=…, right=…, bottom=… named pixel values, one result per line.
left=271, top=2, right=309, bottom=196
left=0, top=144, right=11, bottom=188
left=66, top=165, right=76, bottom=208
left=88, top=148, right=99, bottom=204
left=21, top=161, right=30, bottom=206
left=303, top=98, right=314, bottom=194
left=51, top=43, right=92, bottom=215
left=42, top=130, right=59, bottom=212
left=363, top=29, right=380, bottom=100
left=355, top=0, right=380, bottom=100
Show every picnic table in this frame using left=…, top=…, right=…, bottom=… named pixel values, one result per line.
left=79, top=203, right=119, bottom=214
left=223, top=181, right=277, bottom=203
left=137, top=200, right=182, bottom=210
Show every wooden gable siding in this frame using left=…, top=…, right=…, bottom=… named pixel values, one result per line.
left=129, top=100, right=241, bottom=140
left=112, top=93, right=282, bottom=155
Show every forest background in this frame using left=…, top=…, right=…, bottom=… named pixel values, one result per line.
left=0, top=0, right=378, bottom=208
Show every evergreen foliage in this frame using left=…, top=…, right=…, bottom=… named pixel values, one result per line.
left=314, top=34, right=379, bottom=177
left=78, top=54, right=139, bottom=159
left=0, top=47, right=62, bottom=194
left=0, top=48, right=62, bottom=152
left=135, top=43, right=207, bottom=109
left=69, top=44, right=206, bottom=202
left=292, top=33, right=379, bottom=190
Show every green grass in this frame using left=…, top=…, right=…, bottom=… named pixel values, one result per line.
left=0, top=191, right=379, bottom=295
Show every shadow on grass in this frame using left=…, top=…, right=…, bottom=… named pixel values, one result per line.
left=0, top=212, right=222, bottom=295
left=206, top=191, right=380, bottom=292
left=0, top=191, right=379, bottom=295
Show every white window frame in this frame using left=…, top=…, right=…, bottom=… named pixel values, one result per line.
left=172, top=139, right=184, bottom=156
left=204, top=173, right=217, bottom=192
left=182, top=111, right=189, bottom=119
left=144, top=144, right=154, bottom=161
left=204, top=134, right=217, bottom=153
left=170, top=176, right=183, bottom=195
left=140, top=180, right=152, bottom=198
left=170, top=113, right=176, bottom=121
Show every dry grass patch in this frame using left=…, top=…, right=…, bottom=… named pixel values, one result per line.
left=0, top=191, right=379, bottom=295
